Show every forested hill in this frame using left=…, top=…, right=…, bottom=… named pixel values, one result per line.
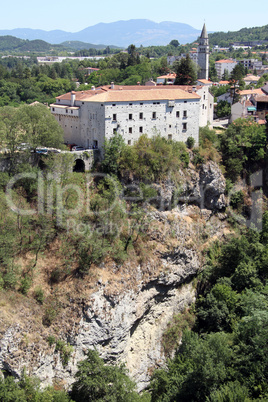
left=0, top=36, right=111, bottom=53
left=208, top=24, right=268, bottom=46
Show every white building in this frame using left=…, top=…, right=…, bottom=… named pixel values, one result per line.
left=215, top=59, right=237, bottom=80
left=50, top=85, right=205, bottom=151
left=156, top=73, right=176, bottom=85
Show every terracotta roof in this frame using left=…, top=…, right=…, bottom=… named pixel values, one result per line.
left=255, top=95, right=268, bottom=102
left=85, top=88, right=200, bottom=103
left=197, top=79, right=211, bottom=84
left=244, top=74, right=260, bottom=81
left=219, top=80, right=229, bottom=84
left=215, top=59, right=236, bottom=63
left=258, top=119, right=266, bottom=125
left=239, top=88, right=264, bottom=96
left=157, top=73, right=176, bottom=79
left=55, top=85, right=200, bottom=103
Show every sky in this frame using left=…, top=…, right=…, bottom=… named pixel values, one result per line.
left=1, top=0, right=267, bottom=33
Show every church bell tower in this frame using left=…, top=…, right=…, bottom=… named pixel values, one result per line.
left=197, top=23, right=209, bottom=80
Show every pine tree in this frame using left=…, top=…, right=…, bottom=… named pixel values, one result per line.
left=174, top=54, right=197, bottom=85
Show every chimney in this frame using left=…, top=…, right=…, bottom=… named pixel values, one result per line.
left=71, top=91, right=76, bottom=107
left=111, top=82, right=114, bottom=89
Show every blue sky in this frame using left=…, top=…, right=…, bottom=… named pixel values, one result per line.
left=1, top=0, right=267, bottom=33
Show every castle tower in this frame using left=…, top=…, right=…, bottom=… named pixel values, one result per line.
left=198, top=23, right=209, bottom=80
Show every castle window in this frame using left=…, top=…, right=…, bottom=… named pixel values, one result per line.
left=129, top=114, right=133, bottom=120
left=139, top=112, right=143, bottom=119
left=152, top=112, right=156, bottom=119
left=182, top=123, right=187, bottom=131
left=139, top=126, right=143, bottom=133
left=183, top=110, right=187, bottom=117
left=129, top=127, right=132, bottom=133
left=128, top=140, right=131, bottom=145
left=176, top=111, right=180, bottom=118
left=113, top=114, right=117, bottom=121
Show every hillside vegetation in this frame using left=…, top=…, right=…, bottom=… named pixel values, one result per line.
left=208, top=24, right=268, bottom=46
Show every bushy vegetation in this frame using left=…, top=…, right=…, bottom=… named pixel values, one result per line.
left=117, top=133, right=189, bottom=182
left=150, top=225, right=268, bottom=401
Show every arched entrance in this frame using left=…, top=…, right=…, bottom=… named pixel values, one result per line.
left=73, top=159, right=85, bottom=173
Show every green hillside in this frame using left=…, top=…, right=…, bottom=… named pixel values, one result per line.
left=208, top=24, right=268, bottom=46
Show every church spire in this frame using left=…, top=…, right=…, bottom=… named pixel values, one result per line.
left=200, top=23, right=208, bottom=39
left=198, top=23, right=209, bottom=80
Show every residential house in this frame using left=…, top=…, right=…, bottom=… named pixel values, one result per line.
left=243, top=74, right=261, bottom=86
left=215, top=59, right=237, bottom=80
left=231, top=85, right=268, bottom=122
left=156, top=73, right=176, bottom=85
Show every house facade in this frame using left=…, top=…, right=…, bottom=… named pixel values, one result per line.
left=156, top=73, right=176, bottom=85
left=50, top=85, right=203, bottom=151
left=215, top=59, right=237, bottom=80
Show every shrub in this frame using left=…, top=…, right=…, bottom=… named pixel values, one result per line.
left=186, top=136, right=195, bottom=149
left=34, top=287, right=44, bottom=304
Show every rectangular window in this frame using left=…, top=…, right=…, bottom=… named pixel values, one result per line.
left=152, top=112, right=156, bottom=119
left=183, top=110, right=187, bottom=117
left=168, top=134, right=172, bottom=140
left=182, top=123, right=187, bottom=131
left=113, top=128, right=117, bottom=134
left=113, top=114, right=117, bottom=121
left=129, top=114, right=133, bottom=120
left=112, top=104, right=116, bottom=106
left=128, top=140, right=131, bottom=145
left=66, top=109, right=68, bottom=113
left=139, top=126, right=143, bottom=133
left=129, top=127, right=132, bottom=133
left=176, top=111, right=180, bottom=118
left=139, top=112, right=143, bottom=119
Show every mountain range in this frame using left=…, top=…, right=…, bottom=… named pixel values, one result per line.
left=0, top=19, right=204, bottom=47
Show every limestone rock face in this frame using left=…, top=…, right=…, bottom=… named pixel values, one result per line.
left=0, top=248, right=198, bottom=391
left=74, top=248, right=198, bottom=391
left=178, top=161, right=226, bottom=210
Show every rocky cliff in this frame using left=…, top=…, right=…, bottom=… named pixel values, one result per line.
left=0, top=161, right=229, bottom=391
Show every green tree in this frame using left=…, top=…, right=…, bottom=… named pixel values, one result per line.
left=18, top=103, right=64, bottom=150
left=174, top=54, right=197, bottom=85
left=71, top=349, right=140, bottom=402
left=220, top=118, right=267, bottom=181
left=169, top=40, right=180, bottom=48
left=102, top=131, right=126, bottom=175
left=216, top=100, right=231, bottom=118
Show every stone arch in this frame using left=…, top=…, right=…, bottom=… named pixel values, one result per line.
left=73, top=158, right=85, bottom=173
